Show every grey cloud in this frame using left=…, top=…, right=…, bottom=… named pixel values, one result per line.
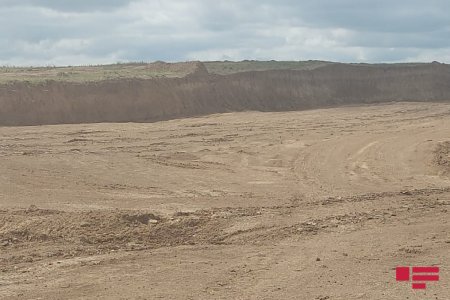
left=0, top=0, right=449, bottom=65
left=0, top=0, right=133, bottom=12
left=347, top=30, right=450, bottom=49
left=276, top=0, right=450, bottom=33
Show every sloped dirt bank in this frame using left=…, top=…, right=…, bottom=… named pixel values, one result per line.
left=1, top=63, right=450, bottom=126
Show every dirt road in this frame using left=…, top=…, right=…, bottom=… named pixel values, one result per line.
left=1, top=102, right=449, bottom=299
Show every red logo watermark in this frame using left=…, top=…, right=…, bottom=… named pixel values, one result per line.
left=396, top=266, right=440, bottom=290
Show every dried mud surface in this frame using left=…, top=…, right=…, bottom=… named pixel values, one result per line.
left=1, top=102, right=449, bottom=299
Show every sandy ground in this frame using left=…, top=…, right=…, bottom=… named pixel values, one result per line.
left=0, top=102, right=449, bottom=299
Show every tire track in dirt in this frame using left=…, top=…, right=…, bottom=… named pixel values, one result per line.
left=1, top=187, right=448, bottom=271
left=293, top=119, right=450, bottom=199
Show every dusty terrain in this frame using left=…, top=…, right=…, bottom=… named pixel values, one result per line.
left=0, top=102, right=449, bottom=299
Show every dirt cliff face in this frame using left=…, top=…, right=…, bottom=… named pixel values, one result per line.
left=0, top=62, right=449, bottom=126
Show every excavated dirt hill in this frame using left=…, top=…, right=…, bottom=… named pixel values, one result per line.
left=0, top=62, right=450, bottom=126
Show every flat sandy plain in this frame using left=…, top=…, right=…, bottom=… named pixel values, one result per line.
left=0, top=102, right=449, bottom=299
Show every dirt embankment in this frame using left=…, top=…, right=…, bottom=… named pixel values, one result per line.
left=1, top=63, right=450, bottom=126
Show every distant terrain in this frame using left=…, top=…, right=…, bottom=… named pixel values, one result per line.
left=0, top=60, right=333, bottom=84
left=0, top=60, right=437, bottom=83
left=0, top=61, right=200, bottom=84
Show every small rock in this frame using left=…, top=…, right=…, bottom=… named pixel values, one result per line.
left=356, top=293, right=366, bottom=298
left=149, top=219, right=159, bottom=224
left=316, top=257, right=321, bottom=261
left=23, top=257, right=33, bottom=263
left=27, top=204, right=39, bottom=212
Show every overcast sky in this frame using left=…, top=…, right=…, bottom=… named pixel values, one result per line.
left=1, top=0, right=449, bottom=66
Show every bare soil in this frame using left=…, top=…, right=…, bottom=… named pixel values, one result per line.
left=0, top=102, right=449, bottom=299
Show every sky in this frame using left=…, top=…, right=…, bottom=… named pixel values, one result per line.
left=0, top=0, right=449, bottom=66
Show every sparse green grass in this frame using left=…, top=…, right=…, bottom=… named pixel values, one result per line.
left=0, top=62, right=197, bottom=84
left=203, top=60, right=334, bottom=75
left=0, top=60, right=337, bottom=84
left=1, top=60, right=431, bottom=84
